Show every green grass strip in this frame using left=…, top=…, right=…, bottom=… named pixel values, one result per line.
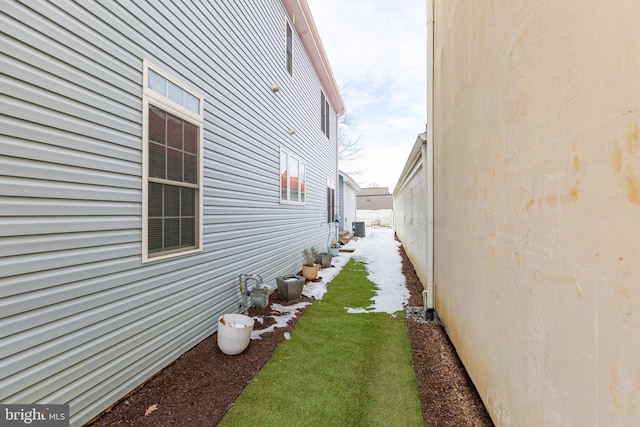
left=219, top=259, right=423, bottom=427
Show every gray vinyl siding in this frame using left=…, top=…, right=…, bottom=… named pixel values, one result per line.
left=0, top=0, right=338, bottom=425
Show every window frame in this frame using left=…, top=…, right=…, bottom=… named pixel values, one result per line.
left=142, top=60, right=204, bottom=263
left=280, top=147, right=306, bottom=205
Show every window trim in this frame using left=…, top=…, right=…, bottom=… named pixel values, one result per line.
left=280, top=147, right=306, bottom=205
left=142, top=60, right=204, bottom=263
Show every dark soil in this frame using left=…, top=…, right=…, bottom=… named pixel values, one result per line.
left=88, top=246, right=493, bottom=426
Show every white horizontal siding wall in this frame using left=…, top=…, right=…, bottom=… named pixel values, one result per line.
left=0, top=0, right=338, bottom=425
left=394, top=139, right=428, bottom=288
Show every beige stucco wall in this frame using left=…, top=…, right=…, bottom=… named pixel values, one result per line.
left=432, top=1, right=640, bottom=425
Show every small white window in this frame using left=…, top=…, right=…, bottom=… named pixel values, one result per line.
left=147, top=69, right=201, bottom=115
left=280, top=148, right=306, bottom=204
left=142, top=61, right=204, bottom=262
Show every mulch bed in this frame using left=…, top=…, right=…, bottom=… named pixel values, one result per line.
left=88, top=245, right=493, bottom=426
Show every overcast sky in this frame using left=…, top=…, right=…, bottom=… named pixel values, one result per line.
left=306, top=0, right=427, bottom=192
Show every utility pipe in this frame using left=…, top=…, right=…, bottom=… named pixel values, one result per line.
left=424, top=0, right=435, bottom=319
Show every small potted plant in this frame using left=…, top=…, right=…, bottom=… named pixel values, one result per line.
left=328, top=241, right=340, bottom=256
left=302, top=246, right=319, bottom=280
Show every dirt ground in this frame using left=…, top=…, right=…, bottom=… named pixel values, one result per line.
left=88, top=245, right=493, bottom=426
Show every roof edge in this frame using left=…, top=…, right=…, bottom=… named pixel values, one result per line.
left=393, top=132, right=427, bottom=195
left=339, top=170, right=361, bottom=191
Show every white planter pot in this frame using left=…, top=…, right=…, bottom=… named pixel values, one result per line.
left=217, top=313, right=254, bottom=355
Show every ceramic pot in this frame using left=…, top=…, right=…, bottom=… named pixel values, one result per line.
left=316, top=252, right=333, bottom=268
left=302, top=264, right=319, bottom=280
left=276, top=275, right=305, bottom=301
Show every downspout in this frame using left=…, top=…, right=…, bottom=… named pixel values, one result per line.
left=424, top=0, right=435, bottom=320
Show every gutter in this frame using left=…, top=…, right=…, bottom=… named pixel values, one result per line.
left=424, top=0, right=435, bottom=320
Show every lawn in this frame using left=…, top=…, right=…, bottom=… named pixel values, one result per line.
left=218, top=259, right=424, bottom=426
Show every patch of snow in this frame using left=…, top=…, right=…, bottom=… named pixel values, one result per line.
left=251, top=302, right=310, bottom=340
left=346, top=307, right=369, bottom=314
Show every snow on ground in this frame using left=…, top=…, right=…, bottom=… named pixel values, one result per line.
left=344, top=228, right=409, bottom=315
left=251, top=302, right=310, bottom=340
left=251, top=228, right=409, bottom=339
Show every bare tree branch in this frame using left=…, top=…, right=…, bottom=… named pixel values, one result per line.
left=338, top=121, right=362, bottom=161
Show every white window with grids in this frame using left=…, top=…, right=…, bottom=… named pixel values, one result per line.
left=142, top=60, right=204, bottom=262
left=280, top=148, right=306, bottom=205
